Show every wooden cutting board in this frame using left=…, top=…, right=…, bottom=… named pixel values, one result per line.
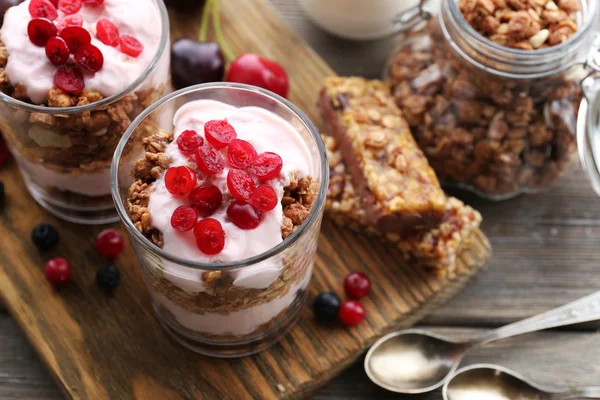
left=0, top=1, right=492, bottom=399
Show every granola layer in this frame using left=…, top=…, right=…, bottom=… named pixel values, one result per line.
left=324, top=135, right=482, bottom=270
left=320, top=76, right=447, bottom=233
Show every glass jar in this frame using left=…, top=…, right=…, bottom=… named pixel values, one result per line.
left=111, top=83, right=329, bottom=357
left=385, top=0, right=599, bottom=199
left=0, top=0, right=171, bottom=224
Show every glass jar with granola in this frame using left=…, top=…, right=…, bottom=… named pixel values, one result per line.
left=0, top=0, right=170, bottom=223
left=111, top=83, right=328, bottom=357
left=385, top=0, right=598, bottom=199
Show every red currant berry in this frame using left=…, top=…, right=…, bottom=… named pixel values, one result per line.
left=96, top=229, right=124, bottom=258
left=227, top=200, right=261, bottom=230
left=27, top=18, right=57, bottom=47
left=344, top=272, right=371, bottom=299
left=58, top=0, right=81, bottom=15
left=204, top=119, right=236, bottom=149
left=53, top=66, right=84, bottom=94
left=250, top=184, right=278, bottom=212
left=57, top=14, right=83, bottom=32
left=44, top=257, right=71, bottom=286
left=45, top=36, right=70, bottom=65
left=170, top=205, right=197, bottom=232
left=83, top=0, right=104, bottom=5
left=195, top=144, right=225, bottom=175
left=96, top=18, right=119, bottom=47
left=60, top=26, right=90, bottom=53
left=193, top=218, right=225, bottom=255
left=227, top=169, right=256, bottom=201
left=120, top=35, right=144, bottom=57
left=187, top=184, right=222, bottom=217
left=250, top=152, right=283, bottom=181
left=75, top=43, right=103, bottom=72
left=338, top=300, right=365, bottom=326
left=29, top=0, right=58, bottom=20
left=164, top=166, right=197, bottom=196
left=177, top=129, right=203, bottom=155
left=227, top=139, right=257, bottom=169
left=226, top=53, right=290, bottom=98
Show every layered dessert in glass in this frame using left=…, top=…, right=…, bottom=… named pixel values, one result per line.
left=0, top=0, right=170, bottom=224
left=112, top=84, right=327, bottom=357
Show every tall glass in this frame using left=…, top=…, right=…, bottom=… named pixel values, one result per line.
left=111, top=83, right=329, bottom=357
left=0, top=0, right=170, bottom=224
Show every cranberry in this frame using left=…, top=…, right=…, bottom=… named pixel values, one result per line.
left=344, top=272, right=371, bottom=299
left=338, top=300, right=365, bottom=326
left=45, top=36, right=70, bottom=65
left=250, top=184, right=278, bottom=212
left=60, top=26, right=90, bottom=53
left=195, top=144, right=225, bottom=175
left=176, top=129, right=203, bottom=155
left=227, top=200, right=260, bottom=230
left=96, top=229, right=124, bottom=258
left=188, top=184, right=222, bottom=217
left=250, top=152, right=283, bottom=181
left=204, top=119, right=236, bottom=149
left=75, top=43, right=103, bottom=72
left=170, top=205, right=197, bottom=232
left=226, top=53, right=289, bottom=98
left=164, top=166, right=197, bottom=196
left=57, top=0, right=81, bottom=14
left=120, top=35, right=143, bottom=57
left=57, top=14, right=83, bottom=31
left=83, top=0, right=103, bottom=5
left=96, top=18, right=119, bottom=47
left=29, top=0, right=58, bottom=20
left=170, top=39, right=224, bottom=89
left=27, top=18, right=57, bottom=47
left=193, top=218, right=225, bottom=255
left=227, top=139, right=257, bottom=169
left=44, top=257, right=71, bottom=286
left=227, top=169, right=256, bottom=202
left=53, top=66, right=84, bottom=93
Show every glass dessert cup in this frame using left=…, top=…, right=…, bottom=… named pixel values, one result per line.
left=111, top=83, right=329, bottom=357
left=0, top=0, right=171, bottom=225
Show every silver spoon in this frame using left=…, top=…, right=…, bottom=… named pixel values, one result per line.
left=443, top=364, right=600, bottom=400
left=364, top=291, right=600, bottom=394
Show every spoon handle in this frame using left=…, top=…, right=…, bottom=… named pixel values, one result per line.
left=553, top=387, right=600, bottom=399
left=470, top=291, right=600, bottom=347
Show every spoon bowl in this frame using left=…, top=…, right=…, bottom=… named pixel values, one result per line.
left=443, top=364, right=553, bottom=400
left=364, top=329, right=468, bottom=393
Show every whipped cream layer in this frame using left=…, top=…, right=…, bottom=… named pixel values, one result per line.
left=1, top=0, right=163, bottom=104
left=147, top=99, right=313, bottom=292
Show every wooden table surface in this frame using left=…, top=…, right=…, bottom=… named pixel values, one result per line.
left=1, top=1, right=600, bottom=399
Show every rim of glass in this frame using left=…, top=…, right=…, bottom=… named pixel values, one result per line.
left=0, top=0, right=170, bottom=115
left=447, top=0, right=598, bottom=58
left=111, top=82, right=329, bottom=271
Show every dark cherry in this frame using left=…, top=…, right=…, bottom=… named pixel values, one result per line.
left=0, top=0, right=24, bottom=28
left=164, top=0, right=205, bottom=12
left=171, top=39, right=224, bottom=89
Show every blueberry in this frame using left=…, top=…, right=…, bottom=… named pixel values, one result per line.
left=31, top=222, right=59, bottom=250
left=312, top=292, right=342, bottom=322
left=96, top=264, right=120, bottom=291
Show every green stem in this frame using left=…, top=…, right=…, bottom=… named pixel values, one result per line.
left=198, top=0, right=213, bottom=43
left=212, top=0, right=235, bottom=61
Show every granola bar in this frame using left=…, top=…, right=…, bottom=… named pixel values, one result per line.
left=319, top=77, right=447, bottom=233
left=324, top=135, right=482, bottom=270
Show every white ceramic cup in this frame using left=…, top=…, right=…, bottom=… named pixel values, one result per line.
left=298, top=0, right=420, bottom=40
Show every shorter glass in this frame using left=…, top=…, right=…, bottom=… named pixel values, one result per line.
left=111, top=83, right=328, bottom=357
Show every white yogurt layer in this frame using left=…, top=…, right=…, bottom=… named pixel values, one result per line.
left=1, top=0, right=163, bottom=104
left=153, top=270, right=311, bottom=336
left=148, top=99, right=314, bottom=293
